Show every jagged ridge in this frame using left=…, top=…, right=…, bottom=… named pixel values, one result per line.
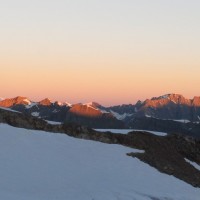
left=0, top=94, right=200, bottom=129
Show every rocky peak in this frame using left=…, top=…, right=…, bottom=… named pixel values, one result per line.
left=192, top=96, right=200, bottom=106
left=167, top=94, right=190, bottom=105
left=69, top=103, right=102, bottom=117
left=151, top=94, right=185, bottom=102
left=54, top=101, right=72, bottom=107
left=63, top=102, right=72, bottom=107
left=54, top=101, right=63, bottom=106
left=135, top=100, right=143, bottom=107
left=143, top=94, right=192, bottom=108
left=0, top=96, right=31, bottom=108
left=84, top=102, right=102, bottom=109
left=39, top=98, right=52, bottom=106
left=151, top=94, right=171, bottom=100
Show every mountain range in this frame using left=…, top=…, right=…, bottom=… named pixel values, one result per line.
left=0, top=94, right=200, bottom=136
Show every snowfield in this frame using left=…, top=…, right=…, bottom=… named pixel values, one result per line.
left=95, top=129, right=167, bottom=136
left=46, top=120, right=63, bottom=125
left=0, top=124, right=200, bottom=200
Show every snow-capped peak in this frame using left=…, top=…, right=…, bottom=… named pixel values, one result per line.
left=55, top=101, right=63, bottom=106
left=152, top=94, right=170, bottom=100
left=159, top=94, right=170, bottom=99
left=83, top=102, right=102, bottom=110
left=84, top=102, right=94, bottom=107
left=23, top=98, right=31, bottom=105
left=0, top=96, right=32, bottom=108
left=55, top=101, right=72, bottom=107
left=64, top=102, right=72, bottom=107
left=83, top=102, right=99, bottom=111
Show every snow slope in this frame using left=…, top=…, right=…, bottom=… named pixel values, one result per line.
left=0, top=124, right=199, bottom=200
left=0, top=107, right=20, bottom=113
left=46, top=120, right=63, bottom=125
left=95, top=129, right=167, bottom=136
left=110, top=110, right=133, bottom=120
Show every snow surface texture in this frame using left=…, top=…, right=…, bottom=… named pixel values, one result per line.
left=0, top=124, right=200, bottom=200
left=95, top=129, right=167, bottom=136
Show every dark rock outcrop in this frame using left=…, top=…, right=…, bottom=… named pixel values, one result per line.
left=127, top=132, right=200, bottom=187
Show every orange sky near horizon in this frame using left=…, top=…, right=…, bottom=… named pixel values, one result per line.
left=1, top=63, right=199, bottom=106
left=1, top=1, right=200, bottom=106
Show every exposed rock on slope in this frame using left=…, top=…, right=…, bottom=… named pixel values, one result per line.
left=135, top=94, right=200, bottom=121
left=127, top=132, right=200, bottom=187
left=0, top=108, right=200, bottom=187
left=65, top=103, right=124, bottom=128
left=39, top=98, right=52, bottom=106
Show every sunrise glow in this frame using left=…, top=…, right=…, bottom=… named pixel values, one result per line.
left=1, top=0, right=200, bottom=105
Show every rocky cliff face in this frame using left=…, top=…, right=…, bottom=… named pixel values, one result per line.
left=69, top=103, right=102, bottom=117
left=134, top=94, right=200, bottom=121
left=65, top=103, right=124, bottom=128
left=107, top=94, right=200, bottom=122
left=39, top=98, right=52, bottom=106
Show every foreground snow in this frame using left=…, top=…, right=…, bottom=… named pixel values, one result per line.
left=0, top=124, right=199, bottom=200
left=95, top=129, right=167, bottom=136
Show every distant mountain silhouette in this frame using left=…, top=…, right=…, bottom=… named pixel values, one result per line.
left=0, top=94, right=200, bottom=130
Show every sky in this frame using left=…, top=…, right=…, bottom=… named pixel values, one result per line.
left=0, top=0, right=200, bottom=106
